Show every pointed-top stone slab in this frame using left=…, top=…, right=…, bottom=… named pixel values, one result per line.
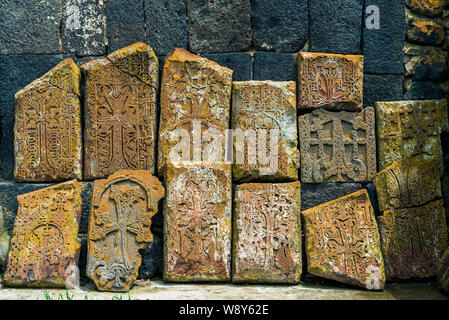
left=82, top=43, right=159, bottom=180
left=87, top=170, right=164, bottom=292
left=3, top=180, right=82, bottom=288
left=14, top=58, right=82, bottom=182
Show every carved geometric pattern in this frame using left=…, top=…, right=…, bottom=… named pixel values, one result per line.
left=232, top=182, right=302, bottom=283
left=14, top=58, right=82, bottom=182
left=164, top=162, right=232, bottom=282
left=3, top=180, right=82, bottom=288
left=87, top=170, right=164, bottom=292
left=299, top=107, right=376, bottom=182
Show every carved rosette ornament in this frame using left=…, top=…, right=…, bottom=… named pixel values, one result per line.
left=87, top=170, right=164, bottom=292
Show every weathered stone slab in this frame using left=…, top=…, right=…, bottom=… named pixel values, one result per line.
left=185, top=0, right=252, bottom=53
left=375, top=99, right=448, bottom=171
left=406, top=12, right=445, bottom=46
left=202, top=53, right=252, bottom=81
left=232, top=182, right=302, bottom=284
left=3, top=180, right=82, bottom=288
left=14, top=58, right=82, bottom=182
left=302, top=189, right=385, bottom=290
left=163, top=162, right=232, bottom=282
left=438, top=248, right=449, bottom=293
left=297, top=52, right=363, bottom=111
left=301, top=183, right=364, bottom=211
left=363, top=74, right=404, bottom=108
left=374, top=157, right=442, bottom=212
left=406, top=0, right=446, bottom=17
left=232, top=81, right=299, bottom=182
left=87, top=170, right=164, bottom=292
left=82, top=43, right=159, bottom=180
left=299, top=107, right=376, bottom=183
left=378, top=200, right=448, bottom=280
left=158, top=48, right=233, bottom=177
left=253, top=52, right=297, bottom=81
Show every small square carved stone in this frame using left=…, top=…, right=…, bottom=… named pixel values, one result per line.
left=3, top=180, right=82, bottom=288
left=232, top=182, right=302, bottom=284
left=299, top=107, right=376, bottom=183
left=297, top=52, right=363, bottom=111
left=376, top=99, right=448, bottom=171
left=302, top=189, right=385, bottom=290
left=82, top=43, right=159, bottom=179
left=231, top=81, right=300, bottom=182
left=163, top=162, right=232, bottom=282
left=14, top=59, right=82, bottom=182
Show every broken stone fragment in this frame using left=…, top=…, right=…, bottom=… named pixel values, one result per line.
left=86, top=170, right=164, bottom=292
left=298, top=107, right=376, bottom=183
left=81, top=42, right=159, bottom=180
left=3, top=180, right=82, bottom=288
left=14, top=58, right=82, bottom=182
left=231, top=81, right=299, bottom=182
left=158, top=48, right=233, bottom=178
left=297, top=52, right=363, bottom=111
left=232, top=181, right=302, bottom=284
left=163, top=162, right=232, bottom=282
left=302, top=189, right=385, bottom=290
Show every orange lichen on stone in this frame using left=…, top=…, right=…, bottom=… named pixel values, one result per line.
left=407, top=0, right=446, bottom=17
left=157, top=48, right=233, bottom=177
left=86, top=170, right=164, bottom=292
left=231, top=81, right=299, bottom=182
left=302, top=190, right=385, bottom=290
left=82, top=43, right=159, bottom=180
left=232, top=182, right=302, bottom=284
left=14, top=58, right=82, bottom=182
left=374, top=157, right=448, bottom=279
left=297, top=52, right=363, bottom=111
left=3, top=180, right=82, bottom=288
left=163, top=162, right=232, bottom=282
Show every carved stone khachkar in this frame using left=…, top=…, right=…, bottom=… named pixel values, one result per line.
left=298, top=107, right=376, bottom=183
left=438, top=248, right=449, bottom=293
left=375, top=99, right=448, bottom=171
left=164, top=162, right=232, bottom=282
left=82, top=43, right=159, bottom=180
left=87, top=170, right=164, bottom=292
left=297, top=52, right=363, bottom=111
left=158, top=48, right=233, bottom=177
left=302, top=190, right=385, bottom=290
left=3, top=180, right=82, bottom=288
left=232, top=182, right=302, bottom=284
left=231, top=81, right=299, bottom=182
left=374, top=157, right=449, bottom=279
left=14, top=58, right=82, bottom=182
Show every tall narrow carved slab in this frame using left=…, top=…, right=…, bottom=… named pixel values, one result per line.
left=302, top=190, right=385, bottom=290
left=3, top=180, right=82, bottom=288
left=374, top=157, right=448, bottom=279
left=87, top=170, right=164, bottom=292
left=298, top=107, right=376, bottom=183
left=297, top=52, right=363, bottom=111
left=158, top=48, right=233, bottom=177
left=438, top=249, right=449, bottom=293
left=164, top=162, right=232, bottom=282
left=231, top=81, right=299, bottom=182
left=82, top=43, right=159, bottom=180
left=376, top=99, right=448, bottom=171
left=14, top=59, right=82, bottom=182
left=232, top=182, right=302, bottom=284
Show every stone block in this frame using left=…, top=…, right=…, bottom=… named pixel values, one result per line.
left=299, top=107, right=377, bottom=183
left=14, top=59, right=82, bottom=182
left=251, top=0, right=308, bottom=52
left=87, top=170, right=164, bottom=292
left=406, top=0, right=446, bottom=17
left=363, top=74, right=404, bottom=108
left=375, top=99, right=448, bottom=171
left=438, top=248, right=449, bottom=293
left=232, top=182, right=302, bottom=283
left=158, top=48, right=233, bottom=177
left=3, top=180, right=82, bottom=288
left=82, top=43, right=159, bottom=180
left=301, top=183, right=364, bottom=211
left=185, top=0, right=252, bottom=53
left=404, top=81, right=445, bottom=100
left=231, top=81, right=299, bottom=182
left=163, top=162, right=232, bottom=282
left=202, top=53, right=252, bottom=81
left=297, top=52, right=364, bottom=111
left=406, top=12, right=445, bottom=46
left=302, top=189, right=385, bottom=290
left=253, top=52, right=297, bottom=82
